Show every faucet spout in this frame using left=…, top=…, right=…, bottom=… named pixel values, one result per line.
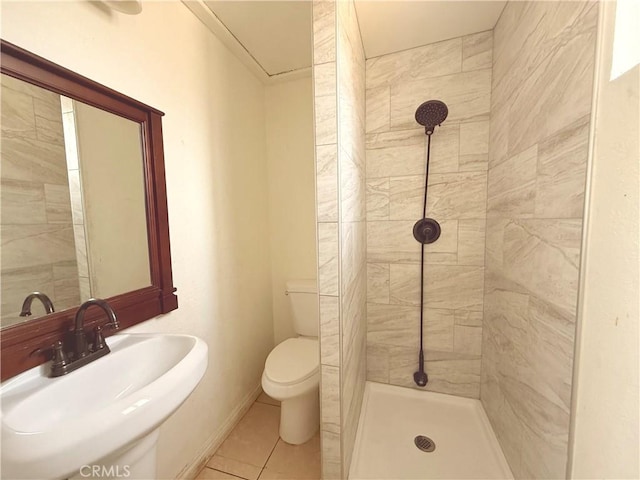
left=19, top=292, right=55, bottom=317
left=74, top=298, right=119, bottom=331
left=73, top=299, right=119, bottom=358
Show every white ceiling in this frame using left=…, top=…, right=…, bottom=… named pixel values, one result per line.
left=356, top=1, right=506, bottom=59
left=205, top=1, right=312, bottom=76
left=203, top=0, right=506, bottom=77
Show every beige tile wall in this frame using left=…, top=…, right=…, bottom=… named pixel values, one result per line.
left=313, top=2, right=341, bottom=477
left=481, top=1, right=597, bottom=478
left=365, top=31, right=493, bottom=398
left=313, top=0, right=367, bottom=477
left=1, top=75, right=80, bottom=327
left=336, top=0, right=367, bottom=475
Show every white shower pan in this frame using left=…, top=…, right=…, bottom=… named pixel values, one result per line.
left=349, top=382, right=513, bottom=480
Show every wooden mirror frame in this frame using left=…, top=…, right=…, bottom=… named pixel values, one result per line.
left=0, top=40, right=178, bottom=381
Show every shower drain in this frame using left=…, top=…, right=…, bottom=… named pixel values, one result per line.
left=414, top=435, right=436, bottom=452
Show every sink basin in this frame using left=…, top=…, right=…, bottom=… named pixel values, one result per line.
left=1, top=333, right=208, bottom=479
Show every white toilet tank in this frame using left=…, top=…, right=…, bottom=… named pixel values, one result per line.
left=286, top=279, right=318, bottom=337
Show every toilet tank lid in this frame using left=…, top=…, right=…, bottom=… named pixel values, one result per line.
left=286, top=279, right=316, bottom=294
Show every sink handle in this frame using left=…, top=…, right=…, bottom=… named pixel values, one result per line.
left=30, top=341, right=70, bottom=369
left=93, top=326, right=107, bottom=351
left=51, top=341, right=70, bottom=369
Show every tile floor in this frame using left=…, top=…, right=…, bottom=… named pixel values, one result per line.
left=196, top=392, right=321, bottom=480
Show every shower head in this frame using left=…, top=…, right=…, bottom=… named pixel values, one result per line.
left=415, top=100, right=448, bottom=135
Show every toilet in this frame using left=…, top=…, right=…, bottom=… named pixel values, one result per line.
left=262, top=279, right=319, bottom=445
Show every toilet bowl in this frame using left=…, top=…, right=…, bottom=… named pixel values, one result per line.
left=262, top=279, right=319, bottom=445
left=262, top=337, right=319, bottom=445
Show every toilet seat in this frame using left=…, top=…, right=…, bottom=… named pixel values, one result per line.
left=264, top=337, right=319, bottom=386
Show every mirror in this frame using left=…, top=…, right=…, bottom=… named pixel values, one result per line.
left=1, top=40, right=178, bottom=381
left=1, top=75, right=151, bottom=328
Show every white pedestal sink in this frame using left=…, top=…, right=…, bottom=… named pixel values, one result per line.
left=1, top=333, right=208, bottom=479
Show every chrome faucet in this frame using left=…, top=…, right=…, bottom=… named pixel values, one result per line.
left=73, top=298, right=119, bottom=359
left=19, top=292, right=55, bottom=317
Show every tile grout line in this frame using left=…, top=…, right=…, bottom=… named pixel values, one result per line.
left=368, top=62, right=491, bottom=91
left=205, top=466, right=248, bottom=480
left=208, top=452, right=266, bottom=480
left=259, top=438, right=282, bottom=479
left=209, top=399, right=281, bottom=480
left=257, top=402, right=282, bottom=478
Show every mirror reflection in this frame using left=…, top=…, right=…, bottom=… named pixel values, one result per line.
left=1, top=74, right=151, bottom=328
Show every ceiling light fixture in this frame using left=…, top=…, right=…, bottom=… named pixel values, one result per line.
left=104, top=0, right=142, bottom=15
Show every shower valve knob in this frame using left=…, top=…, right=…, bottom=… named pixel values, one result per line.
left=413, top=218, right=441, bottom=245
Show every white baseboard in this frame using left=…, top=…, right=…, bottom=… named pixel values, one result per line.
left=176, top=383, right=263, bottom=479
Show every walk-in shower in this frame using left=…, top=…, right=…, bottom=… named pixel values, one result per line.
left=412, top=100, right=448, bottom=388
left=349, top=98, right=513, bottom=480
left=349, top=383, right=512, bottom=480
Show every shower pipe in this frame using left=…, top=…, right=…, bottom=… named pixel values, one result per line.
left=412, top=100, right=449, bottom=387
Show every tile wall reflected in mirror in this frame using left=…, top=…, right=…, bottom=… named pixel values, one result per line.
left=1, top=74, right=151, bottom=328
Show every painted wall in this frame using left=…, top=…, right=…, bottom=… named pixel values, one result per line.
left=481, top=1, right=598, bottom=478
left=313, top=0, right=367, bottom=477
left=264, top=77, right=317, bottom=345
left=570, top=0, right=639, bottom=477
left=73, top=101, right=150, bottom=299
left=364, top=31, right=493, bottom=398
left=1, top=2, right=274, bottom=479
left=1, top=75, right=81, bottom=327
